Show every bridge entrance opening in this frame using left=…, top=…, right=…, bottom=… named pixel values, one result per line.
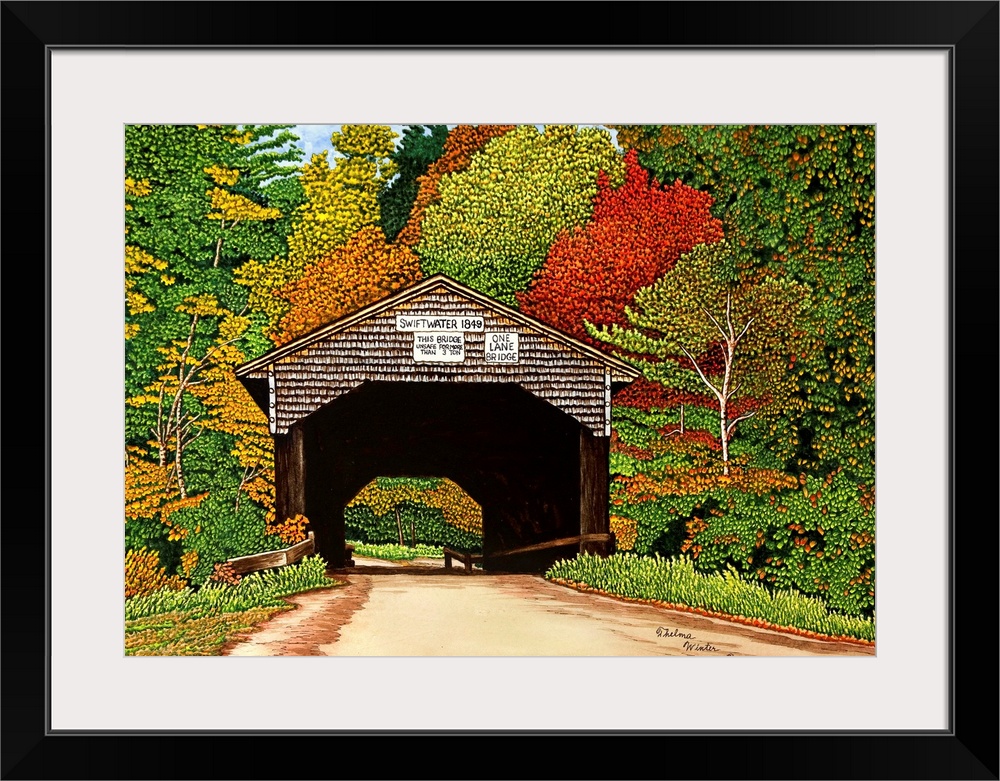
left=344, top=475, right=483, bottom=568
left=277, top=380, right=609, bottom=572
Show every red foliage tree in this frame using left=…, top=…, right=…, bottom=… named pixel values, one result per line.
left=612, top=377, right=716, bottom=412
left=517, top=149, right=724, bottom=346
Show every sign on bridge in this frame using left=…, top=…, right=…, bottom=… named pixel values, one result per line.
left=395, top=315, right=485, bottom=332
left=484, top=332, right=519, bottom=364
left=413, top=332, right=465, bottom=363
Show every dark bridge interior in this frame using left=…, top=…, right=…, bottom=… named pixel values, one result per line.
left=294, top=381, right=591, bottom=572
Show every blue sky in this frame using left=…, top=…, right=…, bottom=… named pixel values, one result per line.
left=291, top=124, right=344, bottom=160
left=288, top=124, right=620, bottom=162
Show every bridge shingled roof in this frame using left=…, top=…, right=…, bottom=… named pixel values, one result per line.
left=235, top=273, right=641, bottom=382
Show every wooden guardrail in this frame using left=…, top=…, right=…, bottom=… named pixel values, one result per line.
left=443, top=534, right=613, bottom=574
left=225, top=531, right=315, bottom=576
left=443, top=547, right=484, bottom=573
left=489, top=533, right=613, bottom=558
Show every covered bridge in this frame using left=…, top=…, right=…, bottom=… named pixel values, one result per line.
left=236, top=274, right=639, bottom=572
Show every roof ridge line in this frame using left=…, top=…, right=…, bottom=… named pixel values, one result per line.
left=236, top=273, right=640, bottom=378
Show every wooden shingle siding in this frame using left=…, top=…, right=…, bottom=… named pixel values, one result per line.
left=235, top=276, right=637, bottom=570
left=241, top=278, right=640, bottom=437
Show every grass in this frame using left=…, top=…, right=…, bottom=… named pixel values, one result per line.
left=125, top=555, right=341, bottom=655
left=546, top=553, right=875, bottom=643
left=126, top=555, right=336, bottom=620
left=349, top=541, right=444, bottom=561
left=126, top=606, right=293, bottom=655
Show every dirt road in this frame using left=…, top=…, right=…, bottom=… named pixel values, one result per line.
left=223, top=561, right=873, bottom=657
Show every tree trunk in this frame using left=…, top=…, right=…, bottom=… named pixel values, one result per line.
left=235, top=465, right=252, bottom=513
left=719, top=398, right=730, bottom=477
left=719, top=344, right=733, bottom=477
left=175, top=426, right=187, bottom=498
left=213, top=220, right=224, bottom=267
left=395, top=506, right=404, bottom=546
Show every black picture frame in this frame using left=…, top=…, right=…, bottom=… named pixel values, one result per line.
left=3, top=2, right=997, bottom=779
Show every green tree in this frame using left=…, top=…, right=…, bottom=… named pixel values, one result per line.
left=125, top=125, right=301, bottom=280
left=235, top=124, right=399, bottom=335
left=125, top=125, right=302, bottom=406
left=613, top=124, right=875, bottom=482
left=124, top=124, right=301, bottom=570
left=591, top=241, right=816, bottom=476
left=396, top=124, right=515, bottom=249
left=377, top=124, right=449, bottom=241
left=417, top=124, right=624, bottom=305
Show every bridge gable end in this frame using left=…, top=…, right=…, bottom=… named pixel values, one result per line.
left=237, top=275, right=638, bottom=436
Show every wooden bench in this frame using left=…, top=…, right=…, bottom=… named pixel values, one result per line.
left=443, top=547, right=484, bottom=574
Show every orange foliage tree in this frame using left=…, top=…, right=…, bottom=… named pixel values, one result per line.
left=273, top=226, right=422, bottom=345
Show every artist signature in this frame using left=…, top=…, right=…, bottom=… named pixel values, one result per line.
left=656, top=626, right=735, bottom=655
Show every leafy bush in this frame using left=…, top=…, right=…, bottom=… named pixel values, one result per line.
left=125, top=555, right=334, bottom=620
left=266, top=513, right=309, bottom=546
left=345, top=502, right=481, bottom=551
left=608, top=516, right=638, bottom=551
left=682, top=469, right=875, bottom=617
left=348, top=477, right=482, bottom=536
left=613, top=494, right=705, bottom=556
left=546, top=553, right=874, bottom=642
left=167, top=490, right=275, bottom=585
left=125, top=547, right=187, bottom=599
left=608, top=462, right=873, bottom=618
left=125, top=519, right=181, bottom=581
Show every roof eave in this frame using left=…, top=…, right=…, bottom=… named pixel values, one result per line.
left=235, top=274, right=641, bottom=379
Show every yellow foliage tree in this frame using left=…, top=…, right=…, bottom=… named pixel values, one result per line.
left=347, top=478, right=482, bottom=537
left=204, top=167, right=283, bottom=267
left=125, top=446, right=174, bottom=523
left=188, top=310, right=275, bottom=518
left=125, top=547, right=187, bottom=599
left=126, top=296, right=250, bottom=498
left=235, top=125, right=399, bottom=335
left=124, top=246, right=169, bottom=340
left=125, top=446, right=207, bottom=544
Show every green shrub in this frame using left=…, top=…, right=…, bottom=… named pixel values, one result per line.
left=345, top=502, right=481, bottom=551
left=125, top=516, right=181, bottom=577
left=608, top=466, right=874, bottom=618
left=684, top=470, right=875, bottom=617
left=125, top=555, right=334, bottom=620
left=546, top=552, right=874, bottom=642
left=167, top=490, right=274, bottom=585
left=614, top=494, right=708, bottom=556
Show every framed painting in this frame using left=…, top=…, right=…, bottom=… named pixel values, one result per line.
left=121, top=119, right=878, bottom=662
left=4, top=2, right=997, bottom=779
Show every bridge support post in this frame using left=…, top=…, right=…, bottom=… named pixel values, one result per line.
left=274, top=424, right=305, bottom=524
left=579, top=428, right=610, bottom=556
